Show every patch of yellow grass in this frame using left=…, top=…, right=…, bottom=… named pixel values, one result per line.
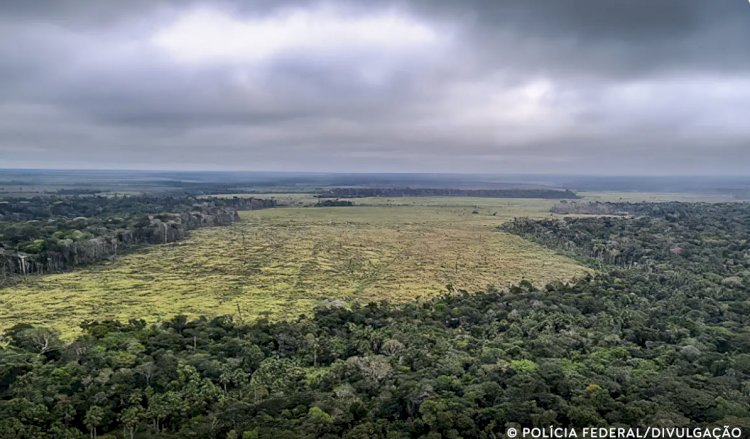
left=0, top=202, right=589, bottom=338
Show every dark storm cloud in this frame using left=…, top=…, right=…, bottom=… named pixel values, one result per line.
left=0, top=0, right=749, bottom=174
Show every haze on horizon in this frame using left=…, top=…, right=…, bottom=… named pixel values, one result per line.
left=1, top=0, right=749, bottom=176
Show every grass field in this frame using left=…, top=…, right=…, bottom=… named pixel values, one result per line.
left=0, top=200, right=589, bottom=338
left=217, top=191, right=744, bottom=208
left=220, top=193, right=575, bottom=211
left=576, top=191, right=742, bottom=202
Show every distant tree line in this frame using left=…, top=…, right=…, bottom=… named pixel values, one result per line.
left=317, top=187, right=578, bottom=199
left=0, top=195, right=275, bottom=279
left=315, top=199, right=354, bottom=207
left=1, top=202, right=749, bottom=437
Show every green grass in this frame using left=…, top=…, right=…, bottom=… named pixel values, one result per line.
left=0, top=200, right=590, bottom=338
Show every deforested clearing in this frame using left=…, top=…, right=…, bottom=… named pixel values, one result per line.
left=0, top=202, right=589, bottom=337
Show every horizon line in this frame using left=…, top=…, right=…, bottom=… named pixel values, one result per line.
left=1, top=167, right=749, bottom=179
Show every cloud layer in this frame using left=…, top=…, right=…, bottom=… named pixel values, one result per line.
left=1, top=0, right=749, bottom=174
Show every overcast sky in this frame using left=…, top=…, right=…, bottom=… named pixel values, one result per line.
left=1, top=0, right=749, bottom=175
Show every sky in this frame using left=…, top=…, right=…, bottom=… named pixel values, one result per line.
left=0, top=0, right=749, bottom=175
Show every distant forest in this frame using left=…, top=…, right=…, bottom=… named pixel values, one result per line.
left=318, top=187, right=578, bottom=199
left=0, top=195, right=275, bottom=279
left=1, top=202, right=748, bottom=437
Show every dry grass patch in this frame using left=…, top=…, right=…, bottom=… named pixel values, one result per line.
left=0, top=202, right=588, bottom=338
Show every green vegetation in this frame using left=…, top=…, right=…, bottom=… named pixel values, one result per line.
left=318, top=187, right=578, bottom=199
left=0, top=195, right=275, bottom=278
left=210, top=193, right=320, bottom=207
left=1, top=201, right=749, bottom=438
left=203, top=191, right=742, bottom=208
left=339, top=196, right=564, bottom=212
left=0, top=203, right=587, bottom=338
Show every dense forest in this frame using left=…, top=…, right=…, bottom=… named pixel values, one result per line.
left=0, top=195, right=275, bottom=279
left=318, top=188, right=578, bottom=199
left=1, top=202, right=749, bottom=438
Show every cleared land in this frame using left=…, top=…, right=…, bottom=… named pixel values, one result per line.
left=216, top=191, right=745, bottom=207
left=576, top=191, right=743, bottom=202
left=0, top=200, right=589, bottom=338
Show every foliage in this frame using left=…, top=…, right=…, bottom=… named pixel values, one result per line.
left=1, top=202, right=749, bottom=436
left=318, top=187, right=578, bottom=199
left=314, top=199, right=354, bottom=207
left=0, top=195, right=274, bottom=278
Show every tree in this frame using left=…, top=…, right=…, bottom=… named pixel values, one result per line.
left=84, top=406, right=104, bottom=439
left=120, top=406, right=142, bottom=439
